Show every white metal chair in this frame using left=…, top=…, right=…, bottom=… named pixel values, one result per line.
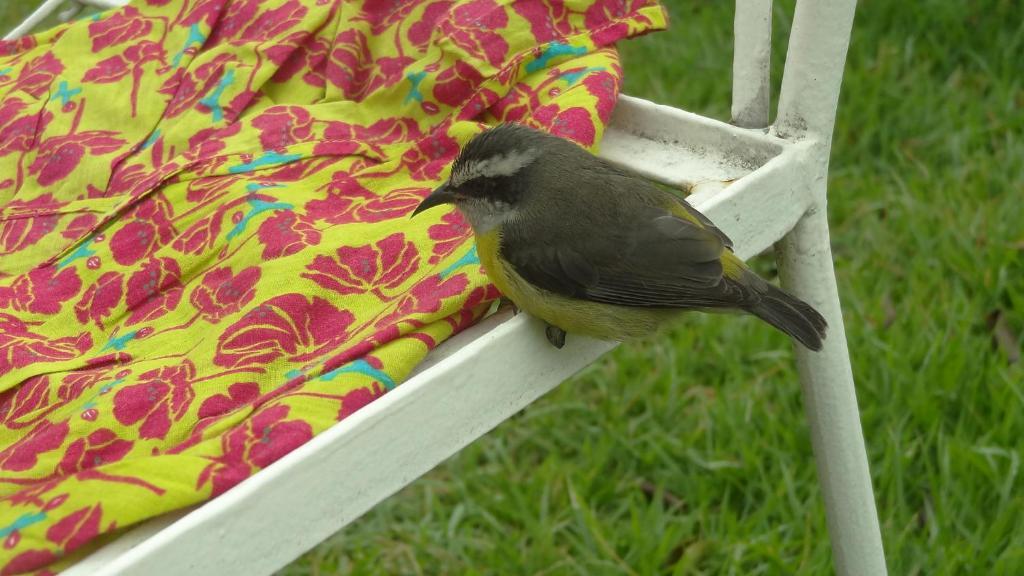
left=7, top=1, right=886, bottom=574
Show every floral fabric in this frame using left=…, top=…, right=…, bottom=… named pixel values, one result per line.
left=0, top=0, right=665, bottom=572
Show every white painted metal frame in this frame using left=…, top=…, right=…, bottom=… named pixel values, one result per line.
left=7, top=1, right=886, bottom=574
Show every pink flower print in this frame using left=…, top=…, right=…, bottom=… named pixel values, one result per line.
left=408, top=2, right=450, bottom=48
left=251, top=106, right=314, bottom=151
left=106, top=163, right=151, bottom=197
left=0, top=314, right=92, bottom=376
left=0, top=419, right=69, bottom=471
left=88, top=6, right=153, bottom=51
left=437, top=0, right=510, bottom=67
left=158, top=54, right=232, bottom=119
left=213, top=294, right=355, bottom=368
left=327, top=30, right=413, bottom=100
left=583, top=67, right=621, bottom=123
left=353, top=0, right=422, bottom=34
left=426, top=210, right=472, bottom=264
left=448, top=284, right=502, bottom=333
left=12, top=52, right=64, bottom=98
left=306, top=180, right=425, bottom=225
left=0, top=194, right=63, bottom=254
left=400, top=128, right=460, bottom=181
left=186, top=123, right=242, bottom=162
left=322, top=117, right=423, bottom=147
left=4, top=550, right=57, bottom=575
left=206, top=0, right=260, bottom=44
left=172, top=210, right=226, bottom=256
left=0, top=265, right=81, bottom=315
left=197, top=382, right=260, bottom=420
left=302, top=232, right=420, bottom=298
left=584, top=0, right=645, bottom=28
left=56, top=428, right=133, bottom=475
left=305, top=178, right=373, bottom=224
left=336, top=384, right=386, bottom=420
left=198, top=404, right=313, bottom=496
left=256, top=210, right=321, bottom=260
left=377, top=273, right=471, bottom=330
left=433, top=60, right=485, bottom=107
left=61, top=213, right=99, bottom=241
left=404, top=273, right=470, bottom=314
left=270, top=34, right=330, bottom=87
left=512, top=0, right=575, bottom=43
left=28, top=131, right=126, bottom=186
left=0, top=374, right=53, bottom=430
left=124, top=257, right=183, bottom=326
left=0, top=98, right=52, bottom=158
left=531, top=105, right=597, bottom=147
left=240, top=0, right=308, bottom=43
left=113, top=361, right=196, bottom=440
left=46, top=504, right=103, bottom=554
left=190, top=266, right=261, bottom=323
left=107, top=195, right=175, bottom=267
left=180, top=0, right=222, bottom=26
left=357, top=187, right=425, bottom=221
left=110, top=220, right=161, bottom=266
left=73, top=271, right=123, bottom=329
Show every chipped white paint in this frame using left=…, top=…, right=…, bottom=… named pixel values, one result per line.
left=7, top=2, right=883, bottom=575
left=732, top=0, right=773, bottom=128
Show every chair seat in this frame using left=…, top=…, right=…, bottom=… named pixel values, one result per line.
left=61, top=95, right=818, bottom=575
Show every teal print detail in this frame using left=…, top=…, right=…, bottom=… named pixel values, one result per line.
left=140, top=129, right=162, bottom=150
left=0, top=67, right=11, bottom=78
left=228, top=151, right=302, bottom=174
left=225, top=198, right=293, bottom=240
left=404, top=71, right=426, bottom=104
left=199, top=68, right=235, bottom=122
left=102, top=331, right=139, bottom=352
left=0, top=512, right=47, bottom=537
left=82, top=377, right=126, bottom=409
left=245, top=182, right=284, bottom=193
left=284, top=369, right=305, bottom=380
left=55, top=80, right=82, bottom=106
left=57, top=236, right=97, bottom=269
left=439, top=246, right=479, bottom=279
left=320, top=359, right=396, bottom=390
left=560, top=66, right=605, bottom=86
left=526, top=42, right=588, bottom=74
left=172, top=24, right=207, bottom=68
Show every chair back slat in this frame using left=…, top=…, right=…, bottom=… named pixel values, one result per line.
left=775, top=0, right=858, bottom=141
left=731, top=0, right=773, bottom=129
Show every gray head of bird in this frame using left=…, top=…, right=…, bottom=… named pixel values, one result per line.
left=411, top=123, right=558, bottom=232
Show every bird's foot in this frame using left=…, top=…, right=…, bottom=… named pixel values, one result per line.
left=501, top=297, right=520, bottom=316
left=545, top=325, right=566, bottom=349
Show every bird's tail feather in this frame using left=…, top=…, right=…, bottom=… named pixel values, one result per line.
left=743, top=274, right=828, bottom=351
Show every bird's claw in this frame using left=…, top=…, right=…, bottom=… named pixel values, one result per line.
left=545, top=325, right=566, bottom=349
left=501, top=297, right=520, bottom=316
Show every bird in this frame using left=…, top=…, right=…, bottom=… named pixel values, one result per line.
left=412, top=122, right=827, bottom=351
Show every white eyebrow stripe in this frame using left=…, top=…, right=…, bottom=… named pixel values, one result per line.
left=482, top=149, right=537, bottom=177
left=454, top=149, right=538, bottom=185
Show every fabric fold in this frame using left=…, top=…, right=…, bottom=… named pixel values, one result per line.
left=0, top=0, right=666, bottom=572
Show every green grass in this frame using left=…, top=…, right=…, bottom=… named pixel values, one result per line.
left=4, top=1, right=1023, bottom=574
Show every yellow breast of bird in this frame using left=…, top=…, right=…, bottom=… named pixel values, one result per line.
left=474, top=229, right=670, bottom=341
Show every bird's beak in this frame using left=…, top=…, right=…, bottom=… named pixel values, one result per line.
left=411, top=182, right=455, bottom=217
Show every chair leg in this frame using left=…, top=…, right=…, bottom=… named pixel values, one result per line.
left=775, top=206, right=888, bottom=576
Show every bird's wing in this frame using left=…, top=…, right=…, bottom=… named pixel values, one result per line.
left=502, top=204, right=747, bottom=309
left=666, top=194, right=734, bottom=250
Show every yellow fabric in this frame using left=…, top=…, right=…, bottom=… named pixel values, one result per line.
left=0, top=0, right=665, bottom=572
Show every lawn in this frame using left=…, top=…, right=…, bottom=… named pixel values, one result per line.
left=3, top=1, right=1022, bottom=574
